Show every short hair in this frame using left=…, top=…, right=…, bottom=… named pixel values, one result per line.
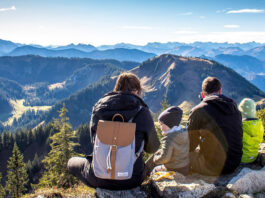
left=202, top=77, right=222, bottom=95
left=114, top=72, right=142, bottom=94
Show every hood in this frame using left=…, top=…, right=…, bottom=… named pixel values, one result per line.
left=93, top=91, right=147, bottom=121
left=203, top=94, right=239, bottom=115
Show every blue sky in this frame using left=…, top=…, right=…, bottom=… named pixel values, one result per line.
left=0, top=0, right=265, bottom=46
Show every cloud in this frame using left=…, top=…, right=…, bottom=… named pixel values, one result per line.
left=180, top=12, right=193, bottom=16
left=227, top=9, right=264, bottom=14
left=224, top=25, right=240, bottom=28
left=200, top=16, right=206, bottom=19
left=216, top=8, right=232, bottom=13
left=121, top=26, right=152, bottom=30
left=0, top=6, right=16, bottom=12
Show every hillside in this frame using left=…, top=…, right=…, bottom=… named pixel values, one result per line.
left=0, top=55, right=138, bottom=85
left=35, top=54, right=265, bottom=128
left=132, top=54, right=265, bottom=111
left=0, top=56, right=138, bottom=131
left=213, top=54, right=265, bottom=91
left=7, top=46, right=155, bottom=62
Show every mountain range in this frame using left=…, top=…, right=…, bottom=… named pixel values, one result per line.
left=27, top=54, right=265, bottom=129
left=0, top=38, right=265, bottom=131
left=213, top=54, right=265, bottom=91
left=0, top=55, right=139, bottom=130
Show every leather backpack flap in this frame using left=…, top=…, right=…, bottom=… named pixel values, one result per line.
left=97, top=120, right=136, bottom=146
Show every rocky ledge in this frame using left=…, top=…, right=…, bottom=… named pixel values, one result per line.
left=150, top=143, right=265, bottom=198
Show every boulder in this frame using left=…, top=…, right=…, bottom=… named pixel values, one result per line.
left=227, top=166, right=265, bottom=194
left=151, top=172, right=215, bottom=198
left=96, top=187, right=147, bottom=198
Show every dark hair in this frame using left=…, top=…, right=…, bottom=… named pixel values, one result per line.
left=114, top=72, right=142, bottom=94
left=202, top=77, right=222, bottom=95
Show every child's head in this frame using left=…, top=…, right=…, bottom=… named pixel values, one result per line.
left=238, top=98, right=256, bottom=119
left=158, top=106, right=183, bottom=133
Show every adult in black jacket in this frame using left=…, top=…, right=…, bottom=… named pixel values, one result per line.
left=68, top=72, right=160, bottom=190
left=188, top=77, right=243, bottom=176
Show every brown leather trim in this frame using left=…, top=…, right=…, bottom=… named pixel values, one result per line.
left=97, top=120, right=136, bottom=146
left=111, top=145, right=117, bottom=179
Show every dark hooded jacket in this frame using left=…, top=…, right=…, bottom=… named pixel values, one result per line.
left=188, top=94, right=243, bottom=175
left=87, top=91, right=160, bottom=190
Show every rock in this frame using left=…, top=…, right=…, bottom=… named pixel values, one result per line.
left=151, top=172, right=215, bottom=198
left=239, top=195, right=254, bottom=198
left=227, top=166, right=265, bottom=194
left=96, top=187, right=147, bottom=198
left=221, top=192, right=236, bottom=198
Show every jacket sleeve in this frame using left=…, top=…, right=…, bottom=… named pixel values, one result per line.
left=89, top=106, right=99, bottom=145
left=187, top=108, right=201, bottom=152
left=137, top=107, right=160, bottom=154
left=153, top=136, right=173, bottom=164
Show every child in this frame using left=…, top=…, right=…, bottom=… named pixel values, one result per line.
left=151, top=106, right=190, bottom=175
left=238, top=98, right=264, bottom=163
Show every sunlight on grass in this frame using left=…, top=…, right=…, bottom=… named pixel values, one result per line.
left=22, top=184, right=96, bottom=198
left=3, top=99, right=51, bottom=126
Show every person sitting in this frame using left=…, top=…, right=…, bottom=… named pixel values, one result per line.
left=151, top=106, right=190, bottom=176
left=67, top=72, right=160, bottom=190
left=188, top=76, right=243, bottom=176
left=238, top=98, right=264, bottom=163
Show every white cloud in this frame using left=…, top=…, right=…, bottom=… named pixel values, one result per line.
left=180, top=12, right=193, bottom=16
left=200, top=16, right=206, bottom=19
left=121, top=26, right=152, bottom=30
left=0, top=6, right=16, bottom=12
left=227, top=9, right=264, bottom=14
left=224, top=25, right=240, bottom=28
left=216, top=8, right=232, bottom=13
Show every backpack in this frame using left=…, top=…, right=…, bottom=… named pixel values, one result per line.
left=92, top=109, right=144, bottom=180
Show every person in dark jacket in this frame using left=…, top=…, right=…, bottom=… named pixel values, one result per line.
left=67, top=72, right=160, bottom=190
left=188, top=76, right=243, bottom=176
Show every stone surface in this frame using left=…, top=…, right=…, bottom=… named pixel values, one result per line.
left=227, top=166, right=265, bottom=194
left=151, top=172, right=215, bottom=198
left=96, top=187, right=147, bottom=198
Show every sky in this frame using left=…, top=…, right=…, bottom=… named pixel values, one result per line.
left=0, top=0, right=265, bottom=46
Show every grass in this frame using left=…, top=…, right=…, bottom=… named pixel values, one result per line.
left=3, top=99, right=51, bottom=126
left=22, top=184, right=96, bottom=198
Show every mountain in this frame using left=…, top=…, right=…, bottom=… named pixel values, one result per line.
left=7, top=46, right=155, bottom=62
left=168, top=46, right=206, bottom=57
left=8, top=46, right=89, bottom=58
left=52, top=43, right=97, bottom=52
left=132, top=54, right=265, bottom=111
left=35, top=54, right=265, bottom=128
left=0, top=55, right=138, bottom=85
left=0, top=39, right=20, bottom=55
left=0, top=56, right=139, bottom=130
left=214, top=54, right=265, bottom=74
left=97, top=42, right=264, bottom=55
left=251, top=74, right=265, bottom=92
left=86, top=48, right=156, bottom=62
left=247, top=46, right=265, bottom=61
left=0, top=78, right=25, bottom=122
left=214, top=54, right=265, bottom=91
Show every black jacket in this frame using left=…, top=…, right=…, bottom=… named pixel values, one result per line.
left=188, top=94, right=243, bottom=175
left=88, top=91, right=160, bottom=190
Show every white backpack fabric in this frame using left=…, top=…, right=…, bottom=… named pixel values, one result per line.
left=92, top=108, right=144, bottom=180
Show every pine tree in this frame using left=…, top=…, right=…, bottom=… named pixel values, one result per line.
left=6, top=143, right=29, bottom=198
left=0, top=172, right=5, bottom=198
left=38, top=103, right=79, bottom=188
left=161, top=97, right=170, bottom=111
